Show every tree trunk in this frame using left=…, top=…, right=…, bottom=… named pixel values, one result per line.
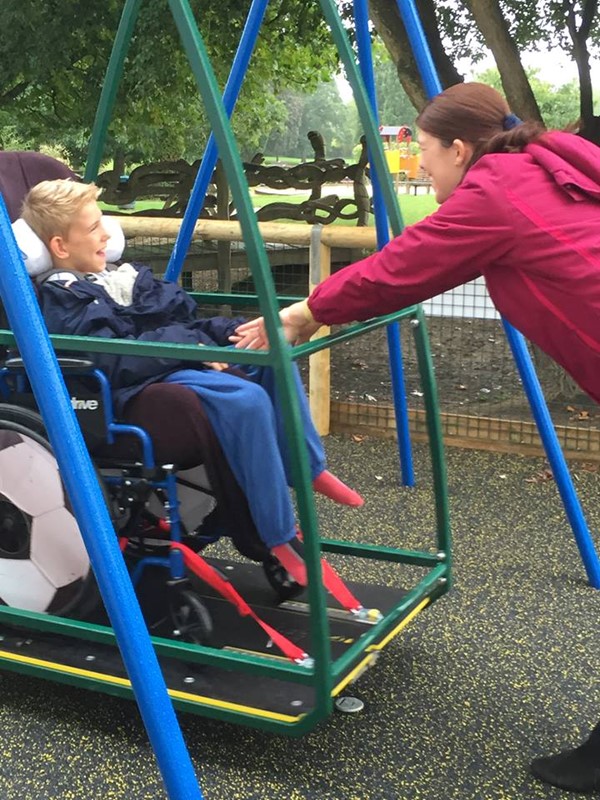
left=113, top=149, right=126, bottom=177
left=465, top=0, right=543, bottom=121
left=563, top=0, right=600, bottom=144
left=369, top=0, right=463, bottom=110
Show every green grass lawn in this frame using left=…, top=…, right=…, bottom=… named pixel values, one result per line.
left=99, top=200, right=166, bottom=214
left=101, top=192, right=438, bottom=228
left=397, top=193, right=438, bottom=225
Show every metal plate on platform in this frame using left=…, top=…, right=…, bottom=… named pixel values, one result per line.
left=334, top=696, right=365, bottom=714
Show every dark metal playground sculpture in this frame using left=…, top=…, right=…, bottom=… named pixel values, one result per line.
left=97, top=131, right=372, bottom=226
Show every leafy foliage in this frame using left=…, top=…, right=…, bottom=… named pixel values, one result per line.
left=371, top=42, right=418, bottom=128
left=477, top=67, right=582, bottom=129
left=2, top=1, right=599, bottom=164
left=0, top=0, right=337, bottom=168
left=263, top=81, right=359, bottom=160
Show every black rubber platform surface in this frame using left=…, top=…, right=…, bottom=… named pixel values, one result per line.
left=0, top=435, right=598, bottom=799
left=0, top=568, right=414, bottom=720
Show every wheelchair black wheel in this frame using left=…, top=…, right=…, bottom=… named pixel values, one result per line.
left=0, top=404, right=47, bottom=437
left=0, top=404, right=104, bottom=619
left=168, top=589, right=213, bottom=646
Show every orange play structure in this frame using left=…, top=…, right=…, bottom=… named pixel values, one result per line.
left=379, top=125, right=419, bottom=178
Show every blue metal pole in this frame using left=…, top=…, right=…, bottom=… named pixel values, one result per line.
left=165, top=0, right=269, bottom=282
left=0, top=197, right=205, bottom=798
left=394, top=0, right=441, bottom=98
left=503, top=323, right=600, bottom=587
left=353, top=0, right=414, bottom=486
left=396, top=0, right=600, bottom=586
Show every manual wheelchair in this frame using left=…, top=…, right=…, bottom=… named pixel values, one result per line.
left=0, top=151, right=302, bottom=649
left=0, top=353, right=272, bottom=645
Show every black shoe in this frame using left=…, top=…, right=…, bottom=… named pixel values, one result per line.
left=262, top=554, right=304, bottom=603
left=531, top=742, right=600, bottom=793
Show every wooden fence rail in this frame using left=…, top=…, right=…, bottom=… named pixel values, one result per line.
left=118, top=216, right=379, bottom=249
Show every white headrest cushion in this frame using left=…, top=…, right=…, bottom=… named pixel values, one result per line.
left=11, top=218, right=52, bottom=277
left=11, top=215, right=126, bottom=277
left=102, top=215, right=126, bottom=263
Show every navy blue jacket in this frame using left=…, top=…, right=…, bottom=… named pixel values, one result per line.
left=38, top=265, right=245, bottom=413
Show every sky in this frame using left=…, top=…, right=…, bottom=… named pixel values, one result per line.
left=461, top=48, right=600, bottom=84
left=337, top=47, right=600, bottom=101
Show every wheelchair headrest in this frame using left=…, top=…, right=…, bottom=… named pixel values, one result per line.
left=11, top=215, right=126, bottom=277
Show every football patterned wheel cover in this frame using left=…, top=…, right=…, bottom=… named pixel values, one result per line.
left=0, top=426, right=91, bottom=614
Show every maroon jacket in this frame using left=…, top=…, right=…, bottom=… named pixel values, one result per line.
left=308, top=132, right=600, bottom=403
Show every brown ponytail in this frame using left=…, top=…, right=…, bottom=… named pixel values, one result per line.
left=474, top=121, right=547, bottom=162
left=416, top=82, right=546, bottom=167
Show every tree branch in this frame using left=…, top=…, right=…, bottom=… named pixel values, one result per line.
left=369, top=0, right=463, bottom=111
left=580, top=0, right=599, bottom=39
left=0, top=81, right=29, bottom=107
left=562, top=0, right=597, bottom=136
left=465, top=0, right=542, bottom=121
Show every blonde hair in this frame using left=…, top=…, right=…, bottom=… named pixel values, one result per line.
left=21, top=180, right=101, bottom=243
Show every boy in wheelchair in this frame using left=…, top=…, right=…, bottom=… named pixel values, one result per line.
left=16, top=178, right=363, bottom=601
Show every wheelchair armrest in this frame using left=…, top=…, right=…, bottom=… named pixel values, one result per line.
left=5, top=356, right=96, bottom=374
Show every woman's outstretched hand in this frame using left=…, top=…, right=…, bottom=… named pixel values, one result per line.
left=230, top=299, right=322, bottom=349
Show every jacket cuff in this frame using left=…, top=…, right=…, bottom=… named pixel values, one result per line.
left=303, top=298, right=316, bottom=323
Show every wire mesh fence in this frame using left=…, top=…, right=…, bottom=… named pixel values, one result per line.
left=330, top=278, right=600, bottom=460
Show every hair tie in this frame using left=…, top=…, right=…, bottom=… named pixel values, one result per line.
left=503, top=113, right=522, bottom=131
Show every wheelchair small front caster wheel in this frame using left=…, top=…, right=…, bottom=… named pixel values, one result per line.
left=169, top=589, right=213, bottom=645
left=262, top=555, right=304, bottom=603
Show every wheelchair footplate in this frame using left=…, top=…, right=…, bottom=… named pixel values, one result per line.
left=0, top=557, right=437, bottom=729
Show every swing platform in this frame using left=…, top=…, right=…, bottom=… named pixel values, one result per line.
left=0, top=556, right=446, bottom=733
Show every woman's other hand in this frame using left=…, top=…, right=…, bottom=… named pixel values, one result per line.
left=197, top=343, right=229, bottom=370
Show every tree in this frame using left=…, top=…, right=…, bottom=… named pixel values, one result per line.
left=355, top=0, right=462, bottom=110
left=297, top=81, right=357, bottom=158
left=262, top=91, right=307, bottom=158
left=5, top=1, right=600, bottom=165
left=346, top=1, right=600, bottom=142
left=464, top=0, right=542, bottom=119
left=0, top=0, right=338, bottom=168
left=547, top=1, right=600, bottom=141
left=477, top=67, right=582, bottom=130
left=468, top=1, right=600, bottom=139
left=262, top=81, right=359, bottom=160
left=371, top=42, right=419, bottom=128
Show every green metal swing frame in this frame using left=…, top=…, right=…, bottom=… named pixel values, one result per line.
left=0, top=0, right=451, bottom=735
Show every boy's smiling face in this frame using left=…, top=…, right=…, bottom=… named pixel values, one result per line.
left=49, top=201, right=109, bottom=273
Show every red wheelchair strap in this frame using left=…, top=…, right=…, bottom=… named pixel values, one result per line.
left=295, top=532, right=363, bottom=613
left=171, top=543, right=309, bottom=664
left=319, top=558, right=363, bottom=613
